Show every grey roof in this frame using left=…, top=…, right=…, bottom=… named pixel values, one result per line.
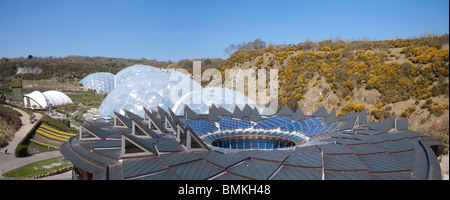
left=60, top=104, right=443, bottom=180
left=124, top=109, right=144, bottom=122
left=324, top=109, right=336, bottom=124
left=250, top=107, right=262, bottom=122
left=143, top=107, right=168, bottom=133
left=232, top=105, right=244, bottom=119
left=131, top=118, right=159, bottom=138
left=114, top=111, right=132, bottom=128
left=261, top=105, right=276, bottom=116
left=122, top=157, right=167, bottom=178
left=369, top=115, right=395, bottom=132
left=168, top=107, right=183, bottom=125
left=339, top=112, right=357, bottom=131
left=337, top=111, right=356, bottom=120
left=358, top=109, right=367, bottom=124
left=242, top=104, right=253, bottom=115
left=396, top=118, right=408, bottom=130
left=122, top=132, right=159, bottom=155
left=217, top=106, right=233, bottom=116
left=208, top=105, right=220, bottom=122
left=184, top=105, right=199, bottom=120
left=277, top=105, right=294, bottom=117
left=271, top=166, right=322, bottom=180
left=312, top=106, right=328, bottom=117
left=292, top=106, right=305, bottom=121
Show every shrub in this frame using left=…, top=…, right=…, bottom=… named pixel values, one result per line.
left=11, top=78, right=22, bottom=88
left=400, top=106, right=416, bottom=118
left=0, top=105, right=22, bottom=131
left=430, top=105, right=446, bottom=117
left=338, top=102, right=365, bottom=117
left=371, top=108, right=391, bottom=120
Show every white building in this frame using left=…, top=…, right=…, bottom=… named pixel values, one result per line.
left=23, top=90, right=73, bottom=109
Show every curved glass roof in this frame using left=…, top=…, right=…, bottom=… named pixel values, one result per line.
left=115, top=65, right=162, bottom=87
left=99, top=71, right=201, bottom=117
left=79, top=72, right=115, bottom=94
left=172, top=87, right=258, bottom=115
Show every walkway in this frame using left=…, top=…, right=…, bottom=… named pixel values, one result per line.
left=0, top=106, right=63, bottom=179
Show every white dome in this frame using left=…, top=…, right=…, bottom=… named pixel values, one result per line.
left=79, top=72, right=115, bottom=94
left=172, top=87, right=258, bottom=115
left=42, top=91, right=73, bottom=106
left=99, top=71, right=201, bottom=117
left=23, top=90, right=73, bottom=109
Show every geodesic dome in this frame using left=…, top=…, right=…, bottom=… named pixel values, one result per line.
left=115, top=65, right=162, bottom=87
left=99, top=71, right=201, bottom=117
left=79, top=72, right=115, bottom=94
left=172, top=87, right=258, bottom=115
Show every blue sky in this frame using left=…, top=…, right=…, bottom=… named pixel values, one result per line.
left=0, top=0, right=448, bottom=61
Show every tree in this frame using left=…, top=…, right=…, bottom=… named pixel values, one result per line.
left=224, top=38, right=267, bottom=56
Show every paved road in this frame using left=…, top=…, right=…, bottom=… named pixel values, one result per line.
left=0, top=106, right=65, bottom=179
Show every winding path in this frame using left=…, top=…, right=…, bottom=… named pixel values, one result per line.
left=0, top=106, right=63, bottom=179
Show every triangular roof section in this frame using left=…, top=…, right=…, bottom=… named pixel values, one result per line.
left=395, top=118, right=408, bottom=131
left=114, top=111, right=132, bottom=128
left=292, top=106, right=305, bottom=121
left=358, top=109, right=367, bottom=125
left=337, top=111, right=356, bottom=120
left=79, top=123, right=102, bottom=141
left=168, top=107, right=182, bottom=125
left=218, top=106, right=233, bottom=116
left=210, top=103, right=218, bottom=111
left=158, top=106, right=176, bottom=130
left=312, top=106, right=328, bottom=117
left=124, top=109, right=144, bottom=122
left=232, top=105, right=244, bottom=119
left=120, top=132, right=158, bottom=157
left=251, top=107, right=262, bottom=122
left=184, top=126, right=211, bottom=151
left=143, top=107, right=168, bottom=133
left=324, top=109, right=337, bottom=124
left=370, top=115, right=396, bottom=133
left=277, top=105, right=294, bottom=118
left=338, top=113, right=358, bottom=131
left=208, top=105, right=220, bottom=122
left=184, top=105, right=199, bottom=120
left=143, top=107, right=157, bottom=120
left=131, top=118, right=159, bottom=138
left=157, top=106, right=169, bottom=120
left=242, top=104, right=253, bottom=115
left=261, top=105, right=276, bottom=116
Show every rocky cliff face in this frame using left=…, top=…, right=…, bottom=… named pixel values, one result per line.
left=15, top=67, right=42, bottom=74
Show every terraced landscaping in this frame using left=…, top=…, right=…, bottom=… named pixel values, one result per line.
left=28, top=124, right=77, bottom=153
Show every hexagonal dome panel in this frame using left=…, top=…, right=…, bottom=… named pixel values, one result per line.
left=99, top=71, right=201, bottom=117
left=79, top=72, right=115, bottom=94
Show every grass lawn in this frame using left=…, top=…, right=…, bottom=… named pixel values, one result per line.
left=3, top=157, right=72, bottom=178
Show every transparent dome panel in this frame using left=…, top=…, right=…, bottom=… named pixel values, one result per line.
left=99, top=71, right=201, bottom=118
left=115, top=65, right=163, bottom=87
left=79, top=72, right=115, bottom=94
left=172, top=87, right=258, bottom=115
